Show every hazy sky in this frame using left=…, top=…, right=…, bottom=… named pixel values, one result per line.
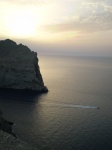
left=0, top=0, right=112, bottom=56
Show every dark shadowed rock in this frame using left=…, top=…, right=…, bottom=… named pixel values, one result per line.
left=0, top=109, right=16, bottom=137
left=0, top=110, right=37, bottom=150
left=0, top=130, right=37, bottom=150
left=0, top=39, right=48, bottom=93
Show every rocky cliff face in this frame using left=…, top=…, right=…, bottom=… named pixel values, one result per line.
left=0, top=39, right=48, bottom=92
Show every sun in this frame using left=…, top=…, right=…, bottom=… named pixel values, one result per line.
left=7, top=12, right=38, bottom=38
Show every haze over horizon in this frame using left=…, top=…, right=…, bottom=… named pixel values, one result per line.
left=0, top=0, right=112, bottom=56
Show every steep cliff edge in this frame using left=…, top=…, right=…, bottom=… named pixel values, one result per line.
left=0, top=39, right=48, bottom=92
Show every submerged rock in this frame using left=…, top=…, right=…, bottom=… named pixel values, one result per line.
left=0, top=39, right=48, bottom=93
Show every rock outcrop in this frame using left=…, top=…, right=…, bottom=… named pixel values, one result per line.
left=0, top=131, right=37, bottom=150
left=0, top=39, right=48, bottom=92
left=0, top=109, right=16, bottom=137
left=0, top=110, right=37, bottom=150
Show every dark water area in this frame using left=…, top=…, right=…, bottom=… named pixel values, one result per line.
left=0, top=88, right=41, bottom=101
left=0, top=56, right=112, bottom=150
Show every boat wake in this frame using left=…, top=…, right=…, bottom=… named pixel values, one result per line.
left=41, top=102, right=100, bottom=109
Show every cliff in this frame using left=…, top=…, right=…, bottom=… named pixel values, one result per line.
left=0, top=39, right=48, bottom=92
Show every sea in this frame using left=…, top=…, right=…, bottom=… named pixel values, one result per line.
left=0, top=55, right=112, bottom=150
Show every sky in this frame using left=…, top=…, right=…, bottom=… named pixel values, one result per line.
left=0, top=0, right=112, bottom=56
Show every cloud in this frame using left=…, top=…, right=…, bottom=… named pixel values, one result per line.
left=83, top=0, right=112, bottom=13
left=37, top=0, right=112, bottom=34
left=0, top=0, right=48, bottom=6
left=40, top=11, right=112, bottom=33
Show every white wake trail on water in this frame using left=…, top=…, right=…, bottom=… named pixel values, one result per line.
left=41, top=102, right=100, bottom=109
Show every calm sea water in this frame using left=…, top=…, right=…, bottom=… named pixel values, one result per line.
left=0, top=55, right=112, bottom=150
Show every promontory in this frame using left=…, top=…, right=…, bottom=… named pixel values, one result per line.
left=0, top=39, right=48, bottom=93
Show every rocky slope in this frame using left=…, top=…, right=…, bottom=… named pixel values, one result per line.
left=0, top=110, right=37, bottom=150
left=0, top=131, right=37, bottom=150
left=0, top=39, right=48, bottom=92
left=0, top=109, right=16, bottom=137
